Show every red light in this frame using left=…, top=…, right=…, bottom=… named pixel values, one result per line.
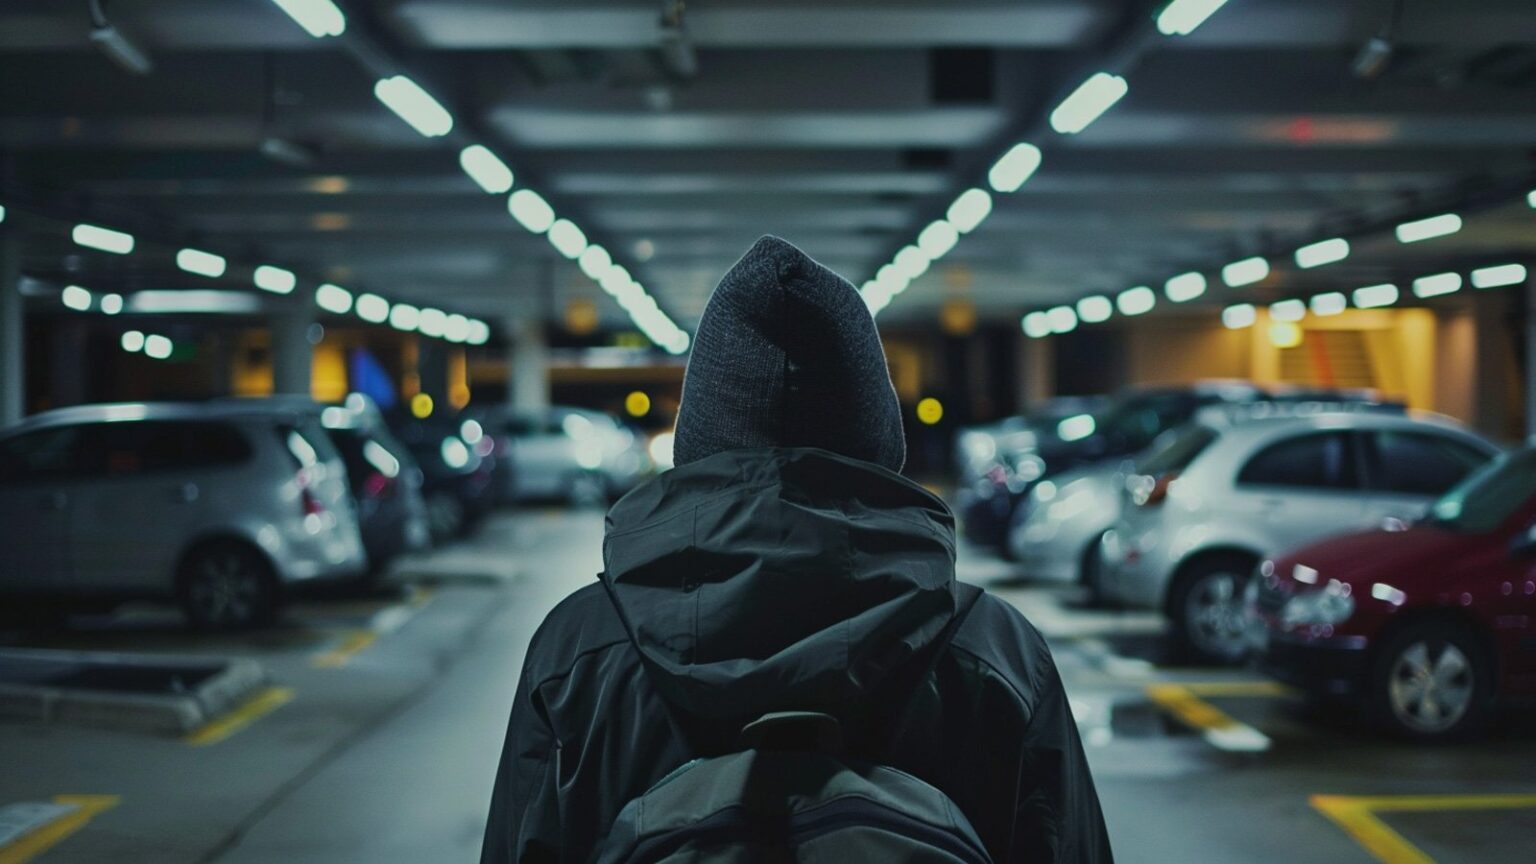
left=301, top=488, right=325, bottom=516
left=363, top=472, right=395, bottom=499
left=1134, top=472, right=1179, bottom=507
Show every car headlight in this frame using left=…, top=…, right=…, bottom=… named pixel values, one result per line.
left=1280, top=581, right=1355, bottom=629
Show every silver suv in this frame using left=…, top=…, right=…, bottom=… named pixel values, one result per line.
left=1097, top=407, right=1499, bottom=663
left=0, top=402, right=367, bottom=629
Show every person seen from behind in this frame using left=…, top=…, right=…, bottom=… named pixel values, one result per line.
left=482, top=236, right=1113, bottom=863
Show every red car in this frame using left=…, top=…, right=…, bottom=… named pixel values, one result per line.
left=1248, top=447, right=1536, bottom=740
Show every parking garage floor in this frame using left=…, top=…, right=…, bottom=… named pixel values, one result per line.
left=4, top=505, right=1535, bottom=864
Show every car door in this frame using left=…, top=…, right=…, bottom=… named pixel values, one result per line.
left=1230, top=429, right=1369, bottom=555
left=0, top=424, right=86, bottom=592
left=70, top=421, right=246, bottom=592
left=1359, top=428, right=1495, bottom=525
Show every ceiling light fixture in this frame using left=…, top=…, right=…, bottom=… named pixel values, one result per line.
left=176, top=248, right=227, bottom=278
left=315, top=283, right=354, bottom=314
left=1049, top=72, right=1129, bottom=135
left=1164, top=271, right=1207, bottom=303
left=1353, top=283, right=1399, bottom=309
left=578, top=245, right=613, bottom=281
left=269, top=0, right=346, bottom=38
left=946, top=188, right=992, bottom=233
left=61, top=285, right=93, bottom=311
left=144, top=334, right=174, bottom=360
left=458, top=145, right=514, bottom=194
left=1470, top=264, right=1528, bottom=289
left=1221, top=304, right=1256, bottom=329
left=72, top=223, right=135, bottom=255
left=917, top=220, right=959, bottom=259
left=1076, top=295, right=1113, bottom=324
left=547, top=219, right=588, bottom=259
left=988, top=143, right=1044, bottom=193
left=508, top=189, right=556, bottom=233
left=1412, top=272, right=1462, bottom=298
left=1294, top=237, right=1350, bottom=269
left=254, top=265, right=297, bottom=294
left=1395, top=213, right=1462, bottom=244
left=894, top=246, right=931, bottom=280
left=373, top=75, right=454, bottom=138
left=355, top=293, right=391, bottom=323
left=1221, top=256, right=1270, bottom=288
left=389, top=303, right=420, bottom=332
left=1310, top=292, right=1347, bottom=316
left=1117, top=286, right=1156, bottom=316
left=1269, top=299, right=1306, bottom=321
left=1156, top=0, right=1231, bottom=36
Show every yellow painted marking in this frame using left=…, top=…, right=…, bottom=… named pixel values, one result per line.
left=1178, top=680, right=1294, bottom=698
left=1311, top=794, right=1536, bottom=864
left=1146, top=683, right=1245, bottom=731
left=0, top=795, right=119, bottom=864
left=183, top=687, right=295, bottom=746
left=311, top=629, right=377, bottom=668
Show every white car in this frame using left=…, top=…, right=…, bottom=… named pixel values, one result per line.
left=1097, top=407, right=1499, bottom=663
left=496, top=407, right=651, bottom=503
left=1007, top=460, right=1131, bottom=591
left=0, top=402, right=367, bottom=629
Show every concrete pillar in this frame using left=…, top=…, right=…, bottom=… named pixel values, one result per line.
left=417, top=339, right=447, bottom=403
left=271, top=308, right=313, bottom=396
left=0, top=232, right=22, bottom=424
left=507, top=317, right=550, bottom=413
left=1017, top=332, right=1054, bottom=411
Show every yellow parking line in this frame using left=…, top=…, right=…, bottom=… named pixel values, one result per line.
left=1145, top=683, right=1272, bottom=751
left=0, top=795, right=119, bottom=864
left=183, top=687, right=295, bottom=746
left=1179, top=680, right=1293, bottom=698
left=408, top=586, right=435, bottom=608
left=1311, top=793, right=1536, bottom=864
left=311, top=629, right=377, bottom=668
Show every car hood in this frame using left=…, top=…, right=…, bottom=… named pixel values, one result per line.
left=1276, top=523, right=1479, bottom=587
left=599, top=447, right=959, bottom=729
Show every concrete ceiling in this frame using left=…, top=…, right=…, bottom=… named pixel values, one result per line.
left=2, top=0, right=1534, bottom=331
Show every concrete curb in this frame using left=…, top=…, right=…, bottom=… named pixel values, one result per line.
left=0, top=648, right=267, bottom=735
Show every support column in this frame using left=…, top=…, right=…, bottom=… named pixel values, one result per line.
left=271, top=307, right=313, bottom=396
left=0, top=232, right=22, bottom=424
left=507, top=317, right=550, bottom=413
left=1017, top=331, right=1055, bottom=411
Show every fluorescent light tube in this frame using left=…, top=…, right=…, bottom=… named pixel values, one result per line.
left=1269, top=299, right=1306, bottom=322
left=1412, top=272, right=1462, bottom=298
left=1022, top=311, right=1052, bottom=339
left=466, top=320, right=490, bottom=345
left=1047, top=305, right=1078, bottom=333
left=578, top=245, right=612, bottom=281
left=547, top=219, right=588, bottom=259
left=144, top=334, right=173, bottom=359
left=459, top=145, right=514, bottom=194
left=176, top=248, right=227, bottom=278
left=988, top=143, right=1043, bottom=193
left=1470, top=264, right=1527, bottom=289
left=417, top=308, right=448, bottom=338
left=1156, top=0, right=1231, bottom=36
left=1294, top=238, right=1349, bottom=269
left=917, top=220, right=959, bottom=259
left=1353, top=283, right=1399, bottom=308
left=269, top=0, right=345, bottom=38
left=254, top=265, right=297, bottom=294
left=1310, top=292, right=1347, bottom=316
left=1049, top=72, right=1128, bottom=135
left=315, top=283, right=353, bottom=314
left=1221, top=256, right=1270, bottom=288
left=1117, top=286, right=1156, bottom=316
left=947, top=189, right=992, bottom=233
left=1395, top=213, right=1462, bottom=244
left=1221, top=304, right=1256, bottom=329
left=61, top=285, right=93, bottom=311
left=894, top=246, right=930, bottom=280
left=1076, top=295, right=1113, bottom=324
left=121, top=330, right=145, bottom=352
left=73, top=223, right=134, bottom=254
left=389, top=303, right=420, bottom=331
left=355, top=293, right=390, bottom=323
left=1164, top=272, right=1207, bottom=303
left=374, top=75, right=453, bottom=138
left=508, top=189, right=556, bottom=234
left=444, top=314, right=471, bottom=343
left=100, top=293, right=124, bottom=315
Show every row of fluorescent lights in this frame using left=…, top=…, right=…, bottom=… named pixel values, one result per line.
left=65, top=221, right=490, bottom=345
left=267, top=0, right=689, bottom=355
left=1023, top=189, right=1536, bottom=339
left=119, top=329, right=175, bottom=360
left=1220, top=262, right=1531, bottom=330
left=863, top=0, right=1230, bottom=316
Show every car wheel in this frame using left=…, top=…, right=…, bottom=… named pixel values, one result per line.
left=1372, top=622, right=1491, bottom=741
left=1081, top=534, right=1112, bottom=606
left=425, top=492, right=465, bottom=541
left=179, top=542, right=278, bottom=630
left=1170, top=556, right=1255, bottom=665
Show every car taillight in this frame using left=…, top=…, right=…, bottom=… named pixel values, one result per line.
left=1131, top=472, right=1179, bottom=507
left=301, top=488, right=325, bottom=516
left=363, top=471, right=395, bottom=499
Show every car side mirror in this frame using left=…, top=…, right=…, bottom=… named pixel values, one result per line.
left=1512, top=524, right=1536, bottom=558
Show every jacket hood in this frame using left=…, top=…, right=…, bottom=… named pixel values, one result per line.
left=601, top=447, right=956, bottom=730
left=672, top=235, right=906, bottom=473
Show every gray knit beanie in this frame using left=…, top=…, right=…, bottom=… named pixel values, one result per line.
left=672, top=235, right=906, bottom=473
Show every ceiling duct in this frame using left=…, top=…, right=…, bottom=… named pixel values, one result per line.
left=87, top=0, right=152, bottom=75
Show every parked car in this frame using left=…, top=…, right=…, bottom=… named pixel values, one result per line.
left=491, top=406, right=652, bottom=503
left=1097, top=407, right=1499, bottom=663
left=1007, top=396, right=1401, bottom=597
left=953, top=395, right=1108, bottom=488
left=387, top=412, right=499, bottom=541
left=1248, top=447, right=1536, bottom=740
left=0, top=402, right=367, bottom=629
left=316, top=398, right=431, bottom=573
left=960, top=383, right=1268, bottom=551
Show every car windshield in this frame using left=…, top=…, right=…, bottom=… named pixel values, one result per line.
left=1095, top=393, right=1192, bottom=453
left=1136, top=423, right=1218, bottom=475
left=1427, top=449, right=1536, bottom=533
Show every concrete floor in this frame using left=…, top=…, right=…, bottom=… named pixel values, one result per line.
left=3, top=505, right=1535, bottom=863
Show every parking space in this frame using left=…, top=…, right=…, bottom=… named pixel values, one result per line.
left=3, top=504, right=1531, bottom=863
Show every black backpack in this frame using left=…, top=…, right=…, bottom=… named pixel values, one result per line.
left=594, top=584, right=991, bottom=864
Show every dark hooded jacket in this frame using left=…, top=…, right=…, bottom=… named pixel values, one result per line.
left=481, top=237, right=1111, bottom=863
